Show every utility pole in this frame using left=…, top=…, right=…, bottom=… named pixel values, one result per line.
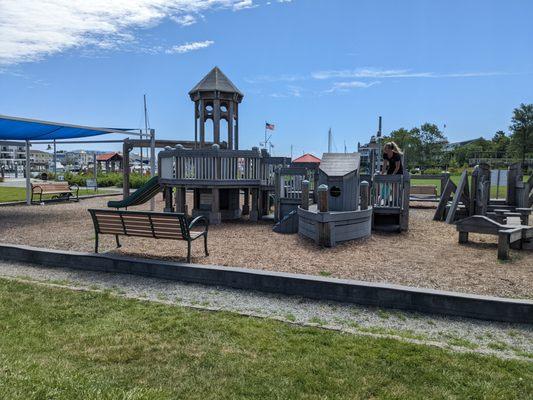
left=328, top=128, right=332, bottom=153
left=290, top=144, right=293, bottom=160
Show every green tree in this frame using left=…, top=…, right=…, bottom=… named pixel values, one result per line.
left=417, top=123, right=448, bottom=169
left=508, top=103, right=533, bottom=164
left=492, top=130, right=510, bottom=157
left=385, top=128, right=422, bottom=168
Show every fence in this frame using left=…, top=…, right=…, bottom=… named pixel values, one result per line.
left=371, top=174, right=407, bottom=208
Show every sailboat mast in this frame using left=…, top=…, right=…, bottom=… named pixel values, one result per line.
left=143, top=94, right=149, bottom=174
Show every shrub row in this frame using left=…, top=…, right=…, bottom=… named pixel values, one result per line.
left=63, top=172, right=150, bottom=189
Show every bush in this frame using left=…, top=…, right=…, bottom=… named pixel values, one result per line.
left=422, top=168, right=446, bottom=175
left=63, top=171, right=150, bottom=188
left=129, top=173, right=151, bottom=189
left=97, top=173, right=122, bottom=188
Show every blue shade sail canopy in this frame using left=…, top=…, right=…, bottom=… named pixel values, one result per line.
left=0, top=115, right=131, bottom=141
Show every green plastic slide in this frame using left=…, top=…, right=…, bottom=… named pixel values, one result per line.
left=107, top=176, right=161, bottom=209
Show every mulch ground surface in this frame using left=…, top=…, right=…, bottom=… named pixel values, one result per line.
left=1, top=194, right=531, bottom=299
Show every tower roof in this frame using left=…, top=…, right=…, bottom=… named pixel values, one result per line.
left=189, top=67, right=243, bottom=97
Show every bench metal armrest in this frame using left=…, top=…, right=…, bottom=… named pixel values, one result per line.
left=188, top=216, right=209, bottom=233
left=69, top=183, right=79, bottom=192
left=32, top=185, right=43, bottom=194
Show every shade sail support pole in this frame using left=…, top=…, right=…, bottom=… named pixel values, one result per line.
left=149, top=129, right=156, bottom=211
left=25, top=140, right=31, bottom=205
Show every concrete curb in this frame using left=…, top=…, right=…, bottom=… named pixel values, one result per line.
left=0, top=243, right=531, bottom=324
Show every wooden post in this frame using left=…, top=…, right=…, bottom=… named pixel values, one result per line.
left=199, top=99, right=205, bottom=146
left=318, top=184, right=328, bottom=212
left=507, top=163, right=519, bottom=206
left=401, top=174, right=410, bottom=231
left=274, top=170, right=281, bottom=221
left=234, top=102, right=239, bottom=150
left=445, top=170, right=468, bottom=224
left=211, top=188, right=221, bottom=224
left=228, top=102, right=234, bottom=150
left=250, top=188, right=259, bottom=221
left=497, top=231, right=510, bottom=260
left=360, top=181, right=369, bottom=210
left=175, top=187, right=187, bottom=214
left=242, top=188, right=250, bottom=215
left=213, top=99, right=221, bottom=144
left=301, top=180, right=309, bottom=210
left=164, top=186, right=174, bottom=212
left=441, top=173, right=450, bottom=196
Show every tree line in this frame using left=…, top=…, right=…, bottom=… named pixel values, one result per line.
left=382, top=103, right=532, bottom=171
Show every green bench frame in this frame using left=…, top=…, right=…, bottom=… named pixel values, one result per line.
left=88, top=209, right=209, bottom=263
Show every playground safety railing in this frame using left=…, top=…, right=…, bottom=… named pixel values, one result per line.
left=372, top=174, right=407, bottom=209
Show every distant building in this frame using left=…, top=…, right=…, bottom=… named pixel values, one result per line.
left=30, top=150, right=53, bottom=171
left=0, top=142, right=26, bottom=171
left=97, top=152, right=123, bottom=173
left=444, top=139, right=478, bottom=152
left=292, top=153, right=321, bottom=164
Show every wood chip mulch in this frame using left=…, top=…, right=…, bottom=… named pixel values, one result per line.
left=1, top=194, right=531, bottom=300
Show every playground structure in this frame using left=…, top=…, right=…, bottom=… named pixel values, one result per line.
left=433, top=162, right=532, bottom=259
left=434, top=162, right=532, bottom=224
left=298, top=153, right=372, bottom=246
left=156, top=67, right=291, bottom=224
left=272, top=149, right=410, bottom=242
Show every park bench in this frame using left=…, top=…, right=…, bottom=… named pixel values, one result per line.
left=456, top=215, right=533, bottom=260
left=31, top=182, right=79, bottom=203
left=88, top=209, right=209, bottom=263
left=410, top=185, right=438, bottom=197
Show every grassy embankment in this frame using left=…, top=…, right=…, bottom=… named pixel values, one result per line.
left=0, top=278, right=531, bottom=399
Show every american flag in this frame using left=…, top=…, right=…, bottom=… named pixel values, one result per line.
left=265, top=122, right=275, bottom=131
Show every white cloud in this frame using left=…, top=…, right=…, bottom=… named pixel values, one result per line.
left=324, top=80, right=380, bottom=93
left=0, top=0, right=256, bottom=66
left=165, top=40, right=214, bottom=54
left=244, top=74, right=305, bottom=84
left=232, top=0, right=257, bottom=10
left=312, top=68, right=509, bottom=80
left=171, top=14, right=197, bottom=26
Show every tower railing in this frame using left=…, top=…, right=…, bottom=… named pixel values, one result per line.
left=158, top=148, right=290, bottom=186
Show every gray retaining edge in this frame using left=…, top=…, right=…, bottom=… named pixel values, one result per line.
left=0, top=243, right=531, bottom=324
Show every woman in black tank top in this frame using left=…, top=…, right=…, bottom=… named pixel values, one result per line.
left=382, top=142, right=403, bottom=175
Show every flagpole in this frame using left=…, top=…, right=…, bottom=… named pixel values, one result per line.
left=264, top=122, right=267, bottom=150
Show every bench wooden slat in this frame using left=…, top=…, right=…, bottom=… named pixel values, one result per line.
left=88, top=208, right=208, bottom=262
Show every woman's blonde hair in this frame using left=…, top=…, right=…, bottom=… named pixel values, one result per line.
left=383, top=141, right=403, bottom=155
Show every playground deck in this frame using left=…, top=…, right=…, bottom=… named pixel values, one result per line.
left=0, top=194, right=531, bottom=299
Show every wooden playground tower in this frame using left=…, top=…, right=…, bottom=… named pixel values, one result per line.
left=158, top=67, right=289, bottom=224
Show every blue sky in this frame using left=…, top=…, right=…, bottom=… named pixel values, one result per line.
left=1, top=0, right=532, bottom=157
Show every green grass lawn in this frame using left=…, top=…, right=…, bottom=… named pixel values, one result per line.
left=0, top=279, right=531, bottom=399
left=0, top=186, right=105, bottom=203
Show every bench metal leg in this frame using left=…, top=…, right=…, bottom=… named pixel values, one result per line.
left=115, top=235, right=121, bottom=248
left=204, top=234, right=209, bottom=256
left=458, top=231, right=468, bottom=244
left=187, top=241, right=192, bottom=263
left=497, top=232, right=510, bottom=260
left=95, top=233, right=99, bottom=253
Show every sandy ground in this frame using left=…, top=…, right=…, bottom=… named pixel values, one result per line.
left=0, top=194, right=532, bottom=299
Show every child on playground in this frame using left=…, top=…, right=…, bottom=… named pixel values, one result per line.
left=379, top=142, right=403, bottom=205
left=382, top=142, right=403, bottom=175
